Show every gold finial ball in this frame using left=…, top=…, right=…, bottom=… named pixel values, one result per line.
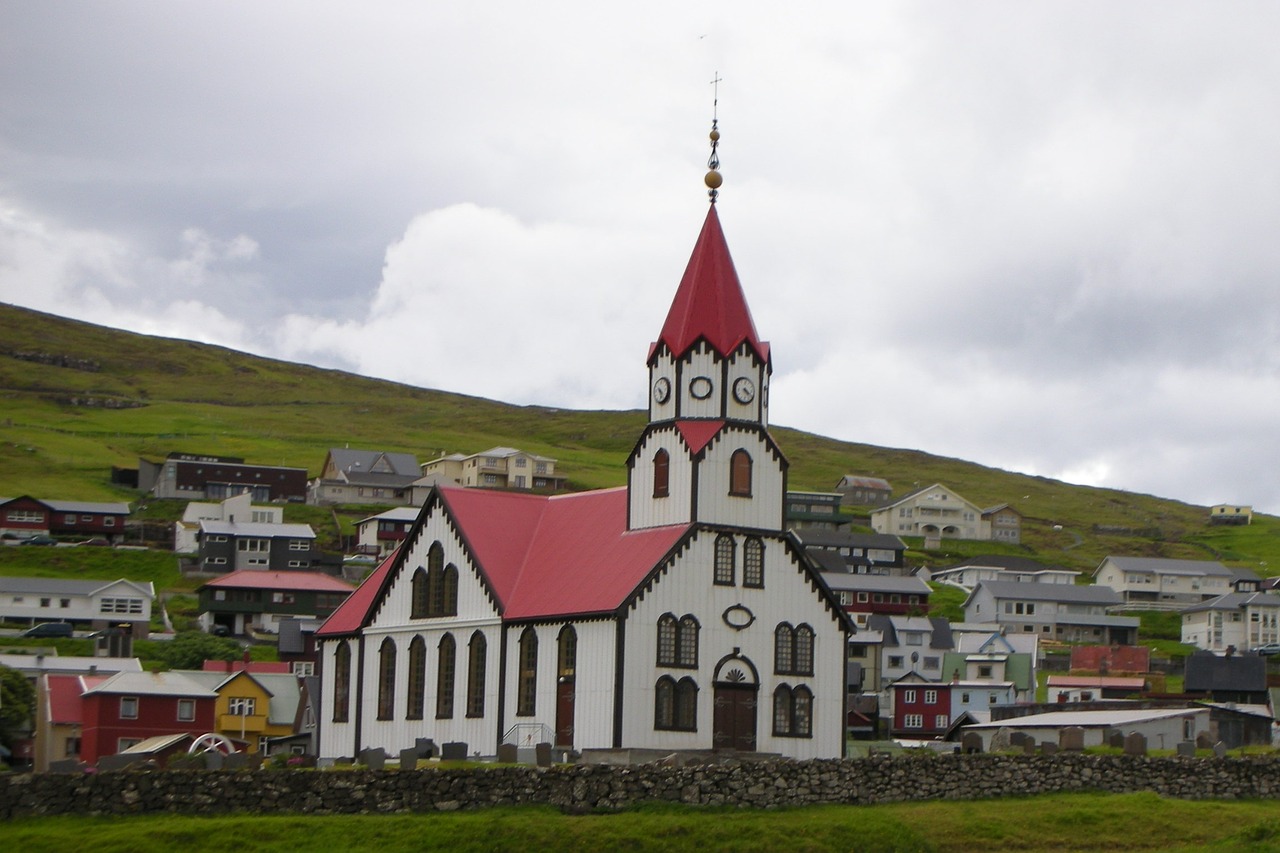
left=709, top=129, right=720, bottom=142
left=704, top=170, right=723, bottom=190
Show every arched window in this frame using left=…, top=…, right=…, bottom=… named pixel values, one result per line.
left=517, top=627, right=538, bottom=717
left=406, top=635, right=426, bottom=720
left=674, top=677, right=698, bottom=731
left=656, top=614, right=678, bottom=666
left=426, top=542, right=445, bottom=616
left=677, top=616, right=700, bottom=668
left=773, top=684, right=792, bottom=736
left=729, top=449, right=752, bottom=497
left=653, top=449, right=670, bottom=498
left=558, top=625, right=577, bottom=679
left=743, top=538, right=764, bottom=588
left=714, top=534, right=736, bottom=586
left=773, top=684, right=814, bottom=738
left=436, top=633, right=456, bottom=719
left=376, top=637, right=396, bottom=721
left=654, top=675, right=676, bottom=729
left=466, top=632, right=487, bottom=718
left=410, top=567, right=429, bottom=618
left=794, top=624, right=815, bottom=676
left=774, top=622, right=794, bottom=674
left=332, top=640, right=351, bottom=723
left=442, top=564, right=459, bottom=616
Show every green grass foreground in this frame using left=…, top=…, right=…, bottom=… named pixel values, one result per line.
left=6, top=793, right=1280, bottom=853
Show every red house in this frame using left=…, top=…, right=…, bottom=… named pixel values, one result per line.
left=890, top=673, right=952, bottom=739
left=79, top=671, right=218, bottom=763
left=0, top=495, right=131, bottom=543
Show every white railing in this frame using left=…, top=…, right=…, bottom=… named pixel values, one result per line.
left=502, top=722, right=555, bottom=747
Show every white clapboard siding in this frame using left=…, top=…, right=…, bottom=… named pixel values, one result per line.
left=694, top=429, right=783, bottom=530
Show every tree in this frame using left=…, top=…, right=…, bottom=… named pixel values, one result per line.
left=0, top=665, right=35, bottom=751
left=158, top=632, right=242, bottom=670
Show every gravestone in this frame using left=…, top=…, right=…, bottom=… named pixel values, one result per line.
left=1176, top=741, right=1196, bottom=758
left=441, top=741, right=468, bottom=761
left=535, top=742, right=553, bottom=767
left=1108, top=731, right=1126, bottom=749
left=359, top=747, right=386, bottom=770
left=1213, top=742, right=1228, bottom=758
left=224, top=752, right=249, bottom=770
left=98, top=753, right=142, bottom=773
left=49, top=758, right=84, bottom=774
left=246, top=753, right=264, bottom=771
left=989, top=727, right=1012, bottom=752
left=1059, top=726, right=1085, bottom=752
left=415, top=738, right=437, bottom=759
left=203, top=752, right=225, bottom=770
left=497, top=743, right=519, bottom=764
left=1008, top=732, right=1028, bottom=748
left=400, top=747, right=420, bottom=769
left=1123, top=732, right=1147, bottom=756
left=1040, top=741, right=1058, bottom=755
left=1022, top=739, right=1036, bottom=755
left=961, top=732, right=984, bottom=754
left=1196, top=732, right=1214, bottom=749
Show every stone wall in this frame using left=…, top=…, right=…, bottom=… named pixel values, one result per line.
left=5, top=754, right=1280, bottom=820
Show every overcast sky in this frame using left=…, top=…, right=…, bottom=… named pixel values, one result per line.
left=3, top=2, right=1280, bottom=513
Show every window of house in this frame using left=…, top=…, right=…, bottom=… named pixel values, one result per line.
left=406, top=636, right=426, bottom=720
left=228, top=696, right=257, bottom=716
left=729, top=449, right=752, bottom=497
left=903, top=714, right=923, bottom=729
left=857, top=592, right=869, bottom=603
left=467, top=631, right=487, bottom=718
left=773, top=684, right=813, bottom=737
left=333, top=640, right=351, bottom=722
left=714, top=534, right=736, bottom=585
left=120, top=697, right=138, bottom=719
left=923, top=656, right=939, bottom=670
left=271, top=592, right=296, bottom=604
left=117, top=737, right=142, bottom=752
left=436, top=633, right=456, bottom=719
left=653, top=449, right=669, bottom=498
left=924, top=690, right=937, bottom=704
left=743, top=538, right=764, bottom=588
left=59, top=598, right=70, bottom=608
left=903, top=689, right=917, bottom=703
left=888, top=656, right=903, bottom=668
left=961, top=692, right=971, bottom=704
left=177, top=699, right=195, bottom=722
left=292, top=661, right=315, bottom=677
left=517, top=627, right=537, bottom=716
left=376, top=638, right=396, bottom=720
left=935, top=714, right=949, bottom=728
left=289, top=539, right=309, bottom=551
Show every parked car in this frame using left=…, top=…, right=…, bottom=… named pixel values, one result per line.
left=21, top=622, right=74, bottom=638
left=19, top=534, right=58, bottom=546
left=1253, top=643, right=1280, bottom=656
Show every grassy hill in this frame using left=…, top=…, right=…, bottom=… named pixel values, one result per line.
left=1, top=301, right=1276, bottom=578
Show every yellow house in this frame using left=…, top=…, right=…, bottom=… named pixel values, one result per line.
left=182, top=669, right=302, bottom=754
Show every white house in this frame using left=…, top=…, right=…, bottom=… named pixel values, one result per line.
left=354, top=507, right=420, bottom=557
left=174, top=492, right=283, bottom=553
left=315, top=185, right=852, bottom=761
left=930, top=555, right=1079, bottom=591
left=1093, top=556, right=1235, bottom=609
left=960, top=707, right=1209, bottom=752
left=0, top=577, right=155, bottom=636
left=962, top=580, right=1138, bottom=644
left=1181, top=592, right=1280, bottom=653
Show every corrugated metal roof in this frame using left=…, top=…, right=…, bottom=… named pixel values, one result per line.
left=1100, top=556, right=1232, bottom=577
left=84, top=670, right=219, bottom=698
left=820, top=572, right=930, bottom=594
left=0, top=577, right=155, bottom=597
left=651, top=206, right=768, bottom=362
left=356, top=507, right=421, bottom=525
left=199, top=520, right=316, bottom=538
left=199, top=570, right=354, bottom=592
left=42, top=499, right=131, bottom=514
left=973, top=580, right=1123, bottom=604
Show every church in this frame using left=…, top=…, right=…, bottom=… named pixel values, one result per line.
left=316, top=133, right=853, bottom=760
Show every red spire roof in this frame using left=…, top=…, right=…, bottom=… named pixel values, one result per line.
left=653, top=205, right=768, bottom=361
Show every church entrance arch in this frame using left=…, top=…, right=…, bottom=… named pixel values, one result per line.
left=712, top=652, right=759, bottom=752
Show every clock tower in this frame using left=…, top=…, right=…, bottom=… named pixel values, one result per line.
left=627, top=124, right=787, bottom=532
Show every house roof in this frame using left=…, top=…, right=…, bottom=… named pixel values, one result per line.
left=120, top=733, right=192, bottom=754
left=651, top=205, right=768, bottom=363
left=199, top=570, right=354, bottom=593
left=318, top=486, right=694, bottom=635
left=1183, top=591, right=1280, bottom=614
left=794, top=530, right=906, bottom=551
left=45, top=674, right=91, bottom=725
left=41, top=499, right=132, bottom=514
left=356, top=507, right=421, bottom=525
left=84, top=670, right=219, bottom=698
left=962, top=707, right=1205, bottom=730
left=200, top=660, right=293, bottom=674
left=938, top=554, right=1066, bottom=573
left=872, top=483, right=979, bottom=515
left=835, top=476, right=891, bottom=491
left=820, top=572, right=931, bottom=595
left=808, top=551, right=846, bottom=573
left=0, top=576, right=154, bottom=598
left=0, top=654, right=142, bottom=676
left=1046, top=675, right=1147, bottom=690
left=1184, top=651, right=1267, bottom=693
left=965, top=580, right=1123, bottom=606
left=179, top=670, right=302, bottom=726
left=199, top=520, right=316, bottom=538
left=326, top=449, right=421, bottom=478
left=1096, top=556, right=1232, bottom=578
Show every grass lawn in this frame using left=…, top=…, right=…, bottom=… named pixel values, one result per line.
left=0, top=545, right=181, bottom=589
left=4, top=792, right=1280, bottom=852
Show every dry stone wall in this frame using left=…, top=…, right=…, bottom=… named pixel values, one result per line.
left=5, top=754, right=1280, bottom=819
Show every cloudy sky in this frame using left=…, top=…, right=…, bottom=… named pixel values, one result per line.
left=3, top=2, right=1280, bottom=513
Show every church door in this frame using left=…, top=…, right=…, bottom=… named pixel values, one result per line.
left=711, top=655, right=759, bottom=752
left=555, top=626, right=577, bottom=748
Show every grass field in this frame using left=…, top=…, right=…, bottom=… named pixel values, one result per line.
left=4, top=793, right=1280, bottom=852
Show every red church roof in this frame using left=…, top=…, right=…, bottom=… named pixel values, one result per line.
left=317, top=487, right=691, bottom=635
left=652, top=205, right=768, bottom=362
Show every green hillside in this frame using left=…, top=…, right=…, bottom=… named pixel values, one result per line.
left=1, top=301, right=1276, bottom=577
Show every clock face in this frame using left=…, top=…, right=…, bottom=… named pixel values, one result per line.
left=733, top=377, right=756, bottom=404
left=653, top=377, right=671, bottom=404
left=689, top=376, right=714, bottom=400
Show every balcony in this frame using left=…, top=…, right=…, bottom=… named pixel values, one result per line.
left=219, top=713, right=267, bottom=733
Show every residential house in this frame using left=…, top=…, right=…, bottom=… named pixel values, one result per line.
left=198, top=570, right=355, bottom=636
left=940, top=631, right=1037, bottom=703
left=959, top=707, right=1208, bottom=751
left=961, top=580, right=1138, bottom=644
left=316, top=199, right=853, bottom=762
left=870, top=484, right=984, bottom=542
left=308, top=449, right=422, bottom=506
left=1045, top=675, right=1147, bottom=702
left=0, top=496, right=131, bottom=543
left=948, top=680, right=1018, bottom=723
left=868, top=614, right=953, bottom=688
left=138, top=452, right=308, bottom=502
left=1181, top=592, right=1280, bottom=653
left=174, top=492, right=283, bottom=554
left=1183, top=650, right=1269, bottom=704
left=35, top=673, right=91, bottom=772
left=822, top=572, right=931, bottom=630
left=794, top=530, right=907, bottom=574
left=1198, top=701, right=1273, bottom=748
left=197, top=520, right=318, bottom=572
left=0, top=577, right=155, bottom=637
left=834, top=476, right=892, bottom=507
left=889, top=672, right=954, bottom=738
left=785, top=491, right=844, bottom=531
left=277, top=617, right=322, bottom=677
left=981, top=504, right=1022, bottom=544
left=928, top=555, right=1078, bottom=591
left=1093, top=556, right=1235, bottom=609
left=354, top=507, right=419, bottom=556
left=418, top=447, right=568, bottom=492
left=181, top=667, right=305, bottom=754
left=1209, top=505, right=1252, bottom=526
left=79, top=671, right=219, bottom=764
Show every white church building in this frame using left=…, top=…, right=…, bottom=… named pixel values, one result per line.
left=316, top=154, right=853, bottom=761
